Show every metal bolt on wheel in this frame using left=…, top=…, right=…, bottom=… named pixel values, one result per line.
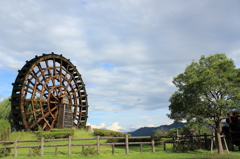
left=11, top=53, right=88, bottom=131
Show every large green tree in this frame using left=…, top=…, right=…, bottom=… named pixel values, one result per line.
left=167, top=53, right=240, bottom=154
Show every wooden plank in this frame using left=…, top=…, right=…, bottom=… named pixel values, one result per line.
left=16, top=139, right=41, bottom=142
left=128, top=142, right=151, bottom=145
left=0, top=141, right=15, bottom=144
left=99, top=143, right=125, bottom=146
left=129, top=137, right=151, bottom=139
left=98, top=137, right=125, bottom=140
left=72, top=137, right=97, bottom=141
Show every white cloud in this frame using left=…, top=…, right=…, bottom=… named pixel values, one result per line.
left=181, top=120, right=187, bottom=123
left=87, top=123, right=106, bottom=129
left=106, top=122, right=126, bottom=132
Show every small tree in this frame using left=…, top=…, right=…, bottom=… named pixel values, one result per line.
left=182, top=122, right=211, bottom=135
left=0, top=97, right=11, bottom=120
left=167, top=53, right=240, bottom=154
left=154, top=129, right=167, bottom=136
left=167, top=127, right=183, bottom=136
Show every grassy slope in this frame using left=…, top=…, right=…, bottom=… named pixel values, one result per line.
left=1, top=129, right=240, bottom=159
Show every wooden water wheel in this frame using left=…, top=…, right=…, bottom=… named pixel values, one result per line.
left=11, top=53, right=88, bottom=131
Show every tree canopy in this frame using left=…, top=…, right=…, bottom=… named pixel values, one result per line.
left=167, top=53, right=240, bottom=154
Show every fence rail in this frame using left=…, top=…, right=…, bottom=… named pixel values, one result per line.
left=0, top=134, right=211, bottom=158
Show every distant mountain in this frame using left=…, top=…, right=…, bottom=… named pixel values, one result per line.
left=128, top=122, right=189, bottom=136
left=128, top=122, right=229, bottom=136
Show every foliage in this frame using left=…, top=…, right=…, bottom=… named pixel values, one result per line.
left=167, top=122, right=211, bottom=136
left=32, top=147, right=41, bottom=156
left=82, top=146, right=97, bottom=156
left=0, top=144, right=11, bottom=157
left=154, top=129, right=167, bottom=136
left=34, top=128, right=74, bottom=139
left=182, top=122, right=211, bottom=135
left=93, top=128, right=130, bottom=143
left=167, top=53, right=240, bottom=154
left=50, top=128, right=74, bottom=133
left=0, top=97, right=11, bottom=120
left=93, top=128, right=128, bottom=137
left=9, top=131, right=37, bottom=141
left=153, top=129, right=168, bottom=144
left=175, top=141, right=205, bottom=152
left=167, top=127, right=184, bottom=136
left=0, top=119, right=11, bottom=140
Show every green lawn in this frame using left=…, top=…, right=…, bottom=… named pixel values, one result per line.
left=1, top=129, right=240, bottom=159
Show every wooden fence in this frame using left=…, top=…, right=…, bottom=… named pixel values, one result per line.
left=0, top=134, right=211, bottom=158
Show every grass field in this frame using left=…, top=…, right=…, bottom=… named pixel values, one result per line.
left=1, top=129, right=240, bottom=159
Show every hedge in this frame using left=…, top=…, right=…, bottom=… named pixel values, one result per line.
left=93, top=128, right=129, bottom=137
left=34, top=128, right=74, bottom=139
left=93, top=129, right=131, bottom=143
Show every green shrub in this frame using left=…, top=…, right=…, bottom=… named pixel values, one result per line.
left=32, top=147, right=41, bottom=156
left=93, top=129, right=129, bottom=137
left=93, top=129, right=130, bottom=143
left=82, top=146, right=97, bottom=156
left=175, top=141, right=205, bottom=152
left=35, top=131, right=74, bottom=139
left=0, top=144, right=11, bottom=157
left=50, top=128, right=74, bottom=133
left=34, top=128, right=74, bottom=139
left=0, top=119, right=11, bottom=141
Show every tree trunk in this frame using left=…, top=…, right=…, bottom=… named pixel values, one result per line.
left=215, top=121, right=224, bottom=154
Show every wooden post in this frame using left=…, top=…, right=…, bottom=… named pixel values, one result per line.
left=223, top=136, right=229, bottom=153
left=140, top=143, right=142, bottom=153
left=204, top=133, right=208, bottom=150
left=29, top=147, right=32, bottom=157
left=55, top=146, right=58, bottom=156
left=151, top=135, right=155, bottom=153
left=210, top=136, right=214, bottom=154
left=14, top=139, right=18, bottom=158
left=112, top=145, right=115, bottom=154
left=41, top=137, right=44, bottom=157
left=97, top=135, right=100, bottom=154
left=3, top=148, right=6, bottom=157
left=82, top=146, right=84, bottom=152
left=68, top=136, right=72, bottom=155
left=174, top=142, right=176, bottom=152
left=164, top=142, right=166, bottom=151
left=125, top=135, right=129, bottom=154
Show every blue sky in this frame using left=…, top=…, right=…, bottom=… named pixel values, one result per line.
left=1, top=0, right=240, bottom=132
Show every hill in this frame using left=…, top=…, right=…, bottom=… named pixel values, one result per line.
left=128, top=122, right=189, bottom=136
